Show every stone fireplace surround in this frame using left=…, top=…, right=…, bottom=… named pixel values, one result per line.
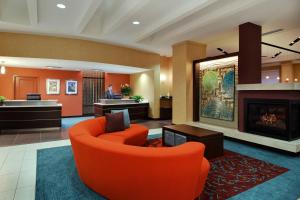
left=243, top=98, right=300, bottom=141
left=238, top=84, right=300, bottom=132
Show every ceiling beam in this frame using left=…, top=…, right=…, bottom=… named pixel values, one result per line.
left=26, top=0, right=38, bottom=26
left=135, top=0, right=219, bottom=42
left=102, top=0, right=150, bottom=35
left=152, top=0, right=267, bottom=44
left=75, top=0, right=104, bottom=33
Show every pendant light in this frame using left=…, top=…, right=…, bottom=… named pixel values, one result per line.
left=0, top=61, right=6, bottom=75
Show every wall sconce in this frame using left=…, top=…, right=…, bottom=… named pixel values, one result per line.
left=160, top=74, right=167, bottom=82
left=294, top=78, right=299, bottom=82
left=0, top=62, right=6, bottom=75
left=285, top=78, right=290, bottom=82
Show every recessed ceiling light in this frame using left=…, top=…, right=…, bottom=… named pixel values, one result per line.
left=132, top=21, right=140, bottom=25
left=57, top=3, right=66, bottom=9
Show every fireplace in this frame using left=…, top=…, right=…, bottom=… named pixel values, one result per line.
left=245, top=99, right=300, bottom=141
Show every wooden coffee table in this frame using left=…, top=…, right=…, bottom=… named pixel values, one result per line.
left=162, top=124, right=224, bottom=159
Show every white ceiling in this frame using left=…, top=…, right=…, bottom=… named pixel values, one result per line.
left=0, top=0, right=299, bottom=63
left=0, top=56, right=149, bottom=74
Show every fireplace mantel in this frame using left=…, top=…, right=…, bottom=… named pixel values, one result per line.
left=236, top=83, right=300, bottom=91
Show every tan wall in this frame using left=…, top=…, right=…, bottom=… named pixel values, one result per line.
left=130, top=67, right=160, bottom=118
left=293, top=63, right=300, bottom=81
left=160, top=56, right=172, bottom=96
left=281, top=62, right=294, bottom=83
left=0, top=32, right=161, bottom=116
left=0, top=32, right=159, bottom=68
left=172, top=41, right=206, bottom=124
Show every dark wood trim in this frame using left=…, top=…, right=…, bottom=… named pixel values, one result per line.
left=193, top=61, right=200, bottom=121
left=192, top=52, right=239, bottom=121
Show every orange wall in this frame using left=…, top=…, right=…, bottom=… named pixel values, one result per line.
left=104, top=73, right=130, bottom=94
left=0, top=67, right=82, bottom=117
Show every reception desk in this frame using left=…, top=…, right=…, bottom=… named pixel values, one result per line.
left=94, top=99, right=149, bottom=120
left=0, top=100, right=62, bottom=130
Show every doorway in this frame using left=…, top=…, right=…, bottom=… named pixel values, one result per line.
left=14, top=76, right=39, bottom=99
left=82, top=72, right=104, bottom=115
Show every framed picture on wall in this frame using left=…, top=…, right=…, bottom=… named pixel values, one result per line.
left=66, top=80, right=78, bottom=95
left=46, top=79, right=60, bottom=95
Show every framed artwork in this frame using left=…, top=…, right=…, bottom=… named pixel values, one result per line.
left=46, top=79, right=60, bottom=95
left=66, top=80, right=78, bottom=95
left=200, top=64, right=235, bottom=121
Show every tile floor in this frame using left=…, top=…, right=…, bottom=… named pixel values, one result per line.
left=0, top=128, right=162, bottom=200
left=0, top=119, right=171, bottom=147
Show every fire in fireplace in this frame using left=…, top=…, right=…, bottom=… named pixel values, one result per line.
left=245, top=99, right=300, bottom=141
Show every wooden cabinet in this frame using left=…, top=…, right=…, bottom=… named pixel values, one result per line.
left=160, top=97, right=172, bottom=120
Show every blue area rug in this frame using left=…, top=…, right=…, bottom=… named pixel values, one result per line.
left=36, top=146, right=105, bottom=200
left=36, top=139, right=300, bottom=200
left=61, top=116, right=94, bottom=129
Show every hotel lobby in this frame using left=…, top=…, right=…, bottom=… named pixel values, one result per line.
left=0, top=0, right=300, bottom=199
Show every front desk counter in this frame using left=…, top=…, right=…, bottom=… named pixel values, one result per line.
left=0, top=100, right=62, bottom=131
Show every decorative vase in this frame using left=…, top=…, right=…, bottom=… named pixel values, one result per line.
left=123, top=95, right=130, bottom=99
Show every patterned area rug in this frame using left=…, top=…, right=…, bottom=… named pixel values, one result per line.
left=146, top=138, right=289, bottom=200
left=36, top=139, right=288, bottom=200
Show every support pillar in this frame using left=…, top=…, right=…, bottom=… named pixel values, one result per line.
left=172, top=41, right=206, bottom=124
left=239, top=22, right=262, bottom=84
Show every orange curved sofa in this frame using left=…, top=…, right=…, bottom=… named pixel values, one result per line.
left=69, top=117, right=210, bottom=200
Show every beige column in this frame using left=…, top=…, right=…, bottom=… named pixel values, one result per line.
left=160, top=56, right=172, bottom=96
left=130, top=65, right=160, bottom=119
left=281, top=62, right=294, bottom=83
left=172, top=41, right=206, bottom=124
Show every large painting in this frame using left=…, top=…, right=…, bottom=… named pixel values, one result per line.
left=200, top=65, right=235, bottom=121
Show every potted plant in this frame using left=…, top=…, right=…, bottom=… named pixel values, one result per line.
left=130, top=95, right=144, bottom=103
left=0, top=96, right=6, bottom=106
left=120, top=84, right=132, bottom=98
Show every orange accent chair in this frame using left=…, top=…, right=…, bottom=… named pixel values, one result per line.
left=69, top=117, right=210, bottom=200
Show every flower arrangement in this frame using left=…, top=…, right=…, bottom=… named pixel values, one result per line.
left=120, top=84, right=132, bottom=96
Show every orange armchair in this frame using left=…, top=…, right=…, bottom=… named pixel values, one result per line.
left=69, top=117, right=210, bottom=200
